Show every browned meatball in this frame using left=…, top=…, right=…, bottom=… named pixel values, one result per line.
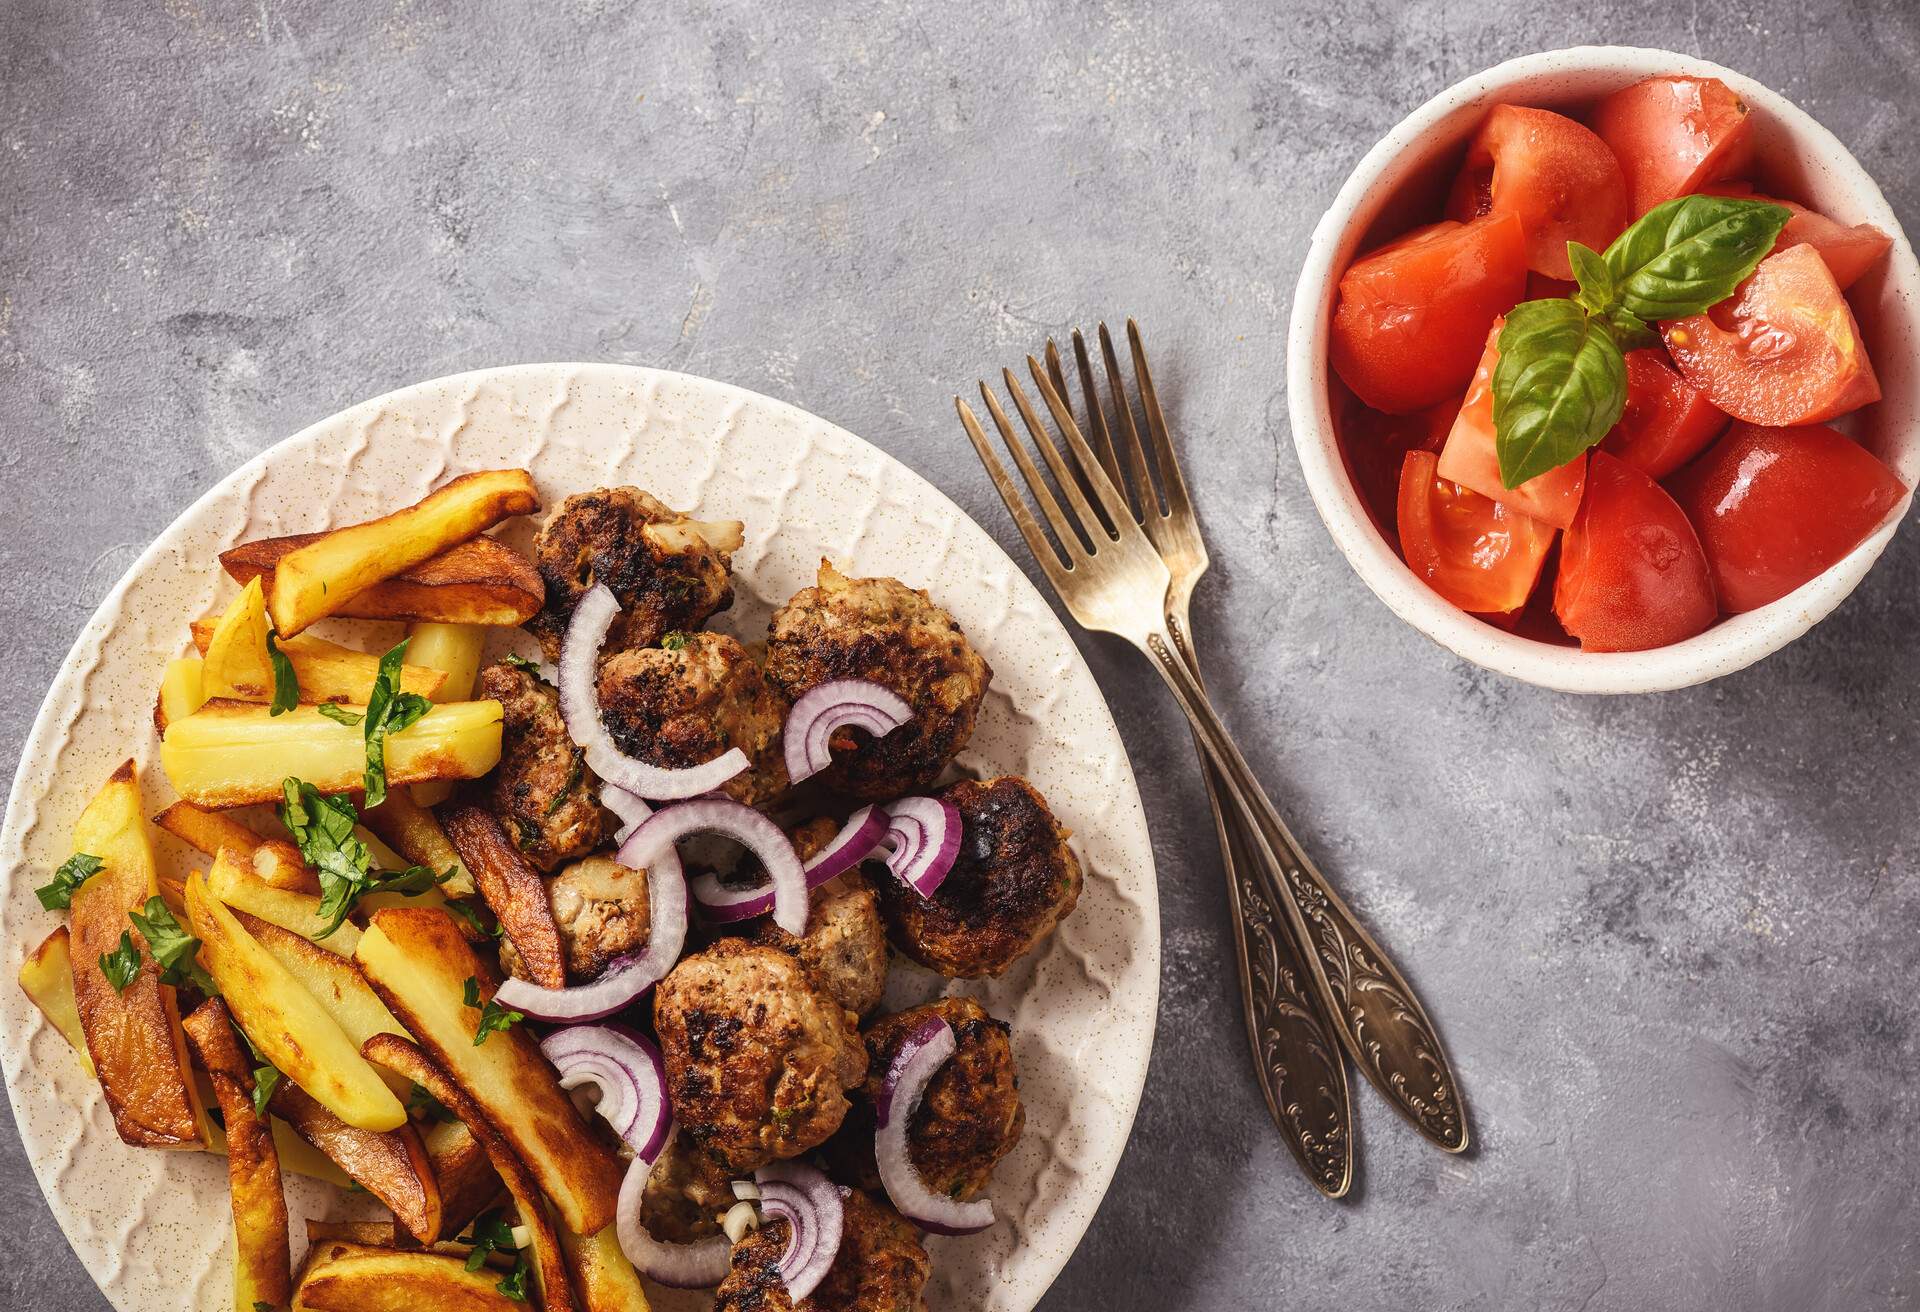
left=824, top=996, right=1023, bottom=1201
left=654, top=938, right=866, bottom=1174
left=476, top=661, right=607, bottom=871
left=714, top=1188, right=930, bottom=1312
left=639, top=1126, right=734, bottom=1244
left=878, top=776, right=1081, bottom=978
left=526, top=486, right=742, bottom=659
left=754, top=870, right=889, bottom=1019
left=765, top=562, right=989, bottom=801
left=597, top=632, right=789, bottom=809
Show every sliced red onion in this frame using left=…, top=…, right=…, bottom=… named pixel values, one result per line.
left=540, top=1024, right=670, bottom=1163
left=689, top=806, right=887, bottom=925
left=625, top=797, right=808, bottom=936
left=875, top=1016, right=994, bottom=1235
left=616, top=1146, right=731, bottom=1288
left=603, top=786, right=651, bottom=846
left=878, top=796, right=962, bottom=898
left=559, top=583, right=749, bottom=800
left=783, top=679, right=913, bottom=783
left=753, top=1160, right=843, bottom=1301
left=494, top=842, right=687, bottom=1022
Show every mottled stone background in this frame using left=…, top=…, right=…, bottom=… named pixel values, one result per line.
left=4, top=2, right=1918, bottom=1309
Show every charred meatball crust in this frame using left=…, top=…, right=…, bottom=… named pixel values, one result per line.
left=526, top=486, right=740, bottom=658
left=824, top=996, right=1023, bottom=1201
left=879, top=776, right=1081, bottom=978
left=715, top=1188, right=930, bottom=1312
left=654, top=937, right=867, bottom=1174
left=639, top=1126, right=734, bottom=1244
left=765, top=562, right=990, bottom=801
left=476, top=661, right=607, bottom=872
left=597, top=632, right=790, bottom=809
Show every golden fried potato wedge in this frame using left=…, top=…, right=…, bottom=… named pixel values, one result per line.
left=68, top=761, right=204, bottom=1148
left=207, top=852, right=358, bottom=954
left=442, top=806, right=565, bottom=988
left=154, top=656, right=207, bottom=734
left=187, top=864, right=405, bottom=1131
left=161, top=697, right=503, bottom=808
left=190, top=617, right=448, bottom=704
left=232, top=908, right=408, bottom=1094
left=18, top=926, right=93, bottom=1075
left=354, top=909, right=622, bottom=1235
left=201, top=577, right=277, bottom=701
left=557, top=1225, right=653, bottom=1312
left=271, top=1076, right=442, bottom=1245
left=422, top=1117, right=506, bottom=1242
left=363, top=789, right=476, bottom=899
left=153, top=799, right=261, bottom=861
left=223, top=531, right=543, bottom=630
left=406, top=621, right=491, bottom=806
left=245, top=470, right=540, bottom=637
left=295, top=1242, right=525, bottom=1312
left=182, top=999, right=293, bottom=1311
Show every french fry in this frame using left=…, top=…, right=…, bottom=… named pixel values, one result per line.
left=251, top=469, right=540, bottom=637
left=223, top=532, right=544, bottom=630
left=17, top=926, right=93, bottom=1075
left=441, top=807, right=565, bottom=988
left=191, top=617, right=448, bottom=704
left=161, top=697, right=503, bottom=808
left=186, top=864, right=405, bottom=1131
left=294, top=1242, right=525, bottom=1312
left=361, top=1033, right=577, bottom=1312
left=154, top=656, right=207, bottom=734
left=364, top=788, right=476, bottom=898
left=154, top=799, right=262, bottom=861
left=271, top=1078, right=442, bottom=1245
left=207, top=851, right=359, bottom=955
left=354, top=909, right=622, bottom=1235
left=232, top=908, right=409, bottom=1097
left=200, top=576, right=276, bottom=700
left=422, top=1117, right=506, bottom=1242
left=181, top=999, right=292, bottom=1312
left=556, top=1225, right=654, bottom=1312
left=405, top=622, right=488, bottom=806
left=68, top=761, right=204, bottom=1148
left=254, top=838, right=323, bottom=894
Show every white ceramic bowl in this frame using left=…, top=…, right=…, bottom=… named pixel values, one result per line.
left=1287, top=46, right=1920, bottom=694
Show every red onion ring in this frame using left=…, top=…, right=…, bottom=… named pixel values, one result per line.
left=540, top=1024, right=670, bottom=1163
left=625, top=797, right=809, bottom=936
left=688, top=806, right=887, bottom=924
left=493, top=839, right=687, bottom=1022
left=559, top=583, right=750, bottom=800
left=616, top=1142, right=732, bottom=1288
left=875, top=1015, right=994, bottom=1235
left=878, top=796, right=962, bottom=898
left=782, top=679, right=913, bottom=784
left=603, top=785, right=651, bottom=846
left=753, top=1160, right=843, bottom=1301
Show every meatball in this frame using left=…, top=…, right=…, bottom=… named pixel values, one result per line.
left=879, top=776, right=1081, bottom=978
left=654, top=938, right=866, bottom=1174
left=824, top=996, right=1023, bottom=1202
left=765, top=561, right=990, bottom=801
left=526, top=486, right=743, bottom=659
left=548, top=854, right=650, bottom=979
left=638, top=1126, right=734, bottom=1244
left=714, top=1188, right=930, bottom=1312
left=596, top=632, right=790, bottom=809
left=476, top=661, right=607, bottom=871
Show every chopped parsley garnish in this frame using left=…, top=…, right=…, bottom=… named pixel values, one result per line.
left=265, top=630, right=300, bottom=716
left=407, top=1081, right=453, bottom=1122
left=660, top=631, right=688, bottom=651
left=316, top=703, right=363, bottom=727
left=280, top=778, right=447, bottom=937
left=36, top=852, right=102, bottom=911
left=460, top=1209, right=517, bottom=1272
left=360, top=639, right=433, bottom=807
left=463, top=975, right=524, bottom=1046
left=99, top=932, right=141, bottom=992
left=443, top=898, right=495, bottom=939
left=129, top=896, right=218, bottom=997
left=235, top=1024, right=282, bottom=1117
left=501, top=653, right=543, bottom=675
left=497, top=1254, right=530, bottom=1302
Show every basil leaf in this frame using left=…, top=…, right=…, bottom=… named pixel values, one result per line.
left=129, top=896, right=218, bottom=997
left=1605, top=307, right=1663, bottom=352
left=1567, top=241, right=1615, bottom=316
left=1603, top=195, right=1792, bottom=322
left=36, top=852, right=103, bottom=911
left=1492, top=299, right=1628, bottom=489
left=265, top=631, right=300, bottom=717
left=99, top=932, right=141, bottom=992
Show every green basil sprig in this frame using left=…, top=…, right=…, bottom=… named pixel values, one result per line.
left=1493, top=195, right=1789, bottom=489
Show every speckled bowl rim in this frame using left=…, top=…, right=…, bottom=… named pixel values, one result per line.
left=0, top=362, right=1161, bottom=1312
left=1286, top=45, right=1920, bottom=694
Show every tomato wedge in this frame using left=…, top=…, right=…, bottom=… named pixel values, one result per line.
left=1599, top=348, right=1729, bottom=479
left=1330, top=213, right=1529, bottom=414
left=1703, top=182, right=1893, bottom=290
left=1589, top=75, right=1755, bottom=217
left=1446, top=105, right=1630, bottom=279
left=1554, top=451, right=1718, bottom=651
left=1434, top=320, right=1588, bottom=528
left=1338, top=395, right=1457, bottom=545
left=1667, top=422, right=1908, bottom=613
left=1662, top=243, right=1880, bottom=427
left=1397, top=449, right=1555, bottom=615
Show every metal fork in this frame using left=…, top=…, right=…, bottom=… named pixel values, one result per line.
left=957, top=330, right=1471, bottom=1158
left=1043, top=326, right=1353, bottom=1198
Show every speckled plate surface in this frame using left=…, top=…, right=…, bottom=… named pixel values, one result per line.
left=0, top=364, right=1159, bottom=1312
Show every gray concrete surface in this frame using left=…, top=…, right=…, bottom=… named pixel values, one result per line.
left=5, top=2, right=1919, bottom=1308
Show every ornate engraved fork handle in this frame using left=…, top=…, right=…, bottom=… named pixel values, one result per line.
left=1144, top=623, right=1470, bottom=1154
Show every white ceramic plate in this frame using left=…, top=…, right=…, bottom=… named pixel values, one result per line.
left=0, top=364, right=1160, bottom=1311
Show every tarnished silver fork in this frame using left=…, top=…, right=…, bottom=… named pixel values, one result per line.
left=957, top=325, right=1471, bottom=1160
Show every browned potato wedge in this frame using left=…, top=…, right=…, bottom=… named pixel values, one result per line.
left=207, top=852, right=358, bottom=954
left=423, top=1117, right=507, bottom=1241
left=556, top=1225, right=652, bottom=1312
left=354, top=908, right=622, bottom=1234
left=441, top=806, right=565, bottom=988
left=232, top=908, right=408, bottom=1093
left=187, top=863, right=405, bottom=1131
left=161, top=697, right=503, bottom=808
left=154, top=656, right=207, bottom=734
left=271, top=1077, right=442, bottom=1244
left=242, top=470, right=540, bottom=636
left=294, top=1241, right=525, bottom=1311
left=18, top=925, right=94, bottom=1075
left=223, top=532, right=543, bottom=631
left=363, top=789, right=476, bottom=899
left=68, top=761, right=204, bottom=1148
left=153, top=799, right=262, bottom=861
left=200, top=1110, right=354, bottom=1188
left=361, top=1033, right=577, bottom=1312
left=305, top=1219, right=410, bottom=1248
left=190, top=616, right=448, bottom=704
left=182, top=999, right=292, bottom=1311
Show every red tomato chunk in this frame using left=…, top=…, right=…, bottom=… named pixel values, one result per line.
left=1434, top=320, right=1588, bottom=529
left=1702, top=182, right=1893, bottom=290
left=1338, top=395, right=1457, bottom=546
left=1447, top=105, right=1630, bottom=279
left=1590, top=75, right=1755, bottom=217
left=1554, top=451, right=1718, bottom=652
left=1397, top=449, right=1555, bottom=615
left=1600, top=348, right=1729, bottom=480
